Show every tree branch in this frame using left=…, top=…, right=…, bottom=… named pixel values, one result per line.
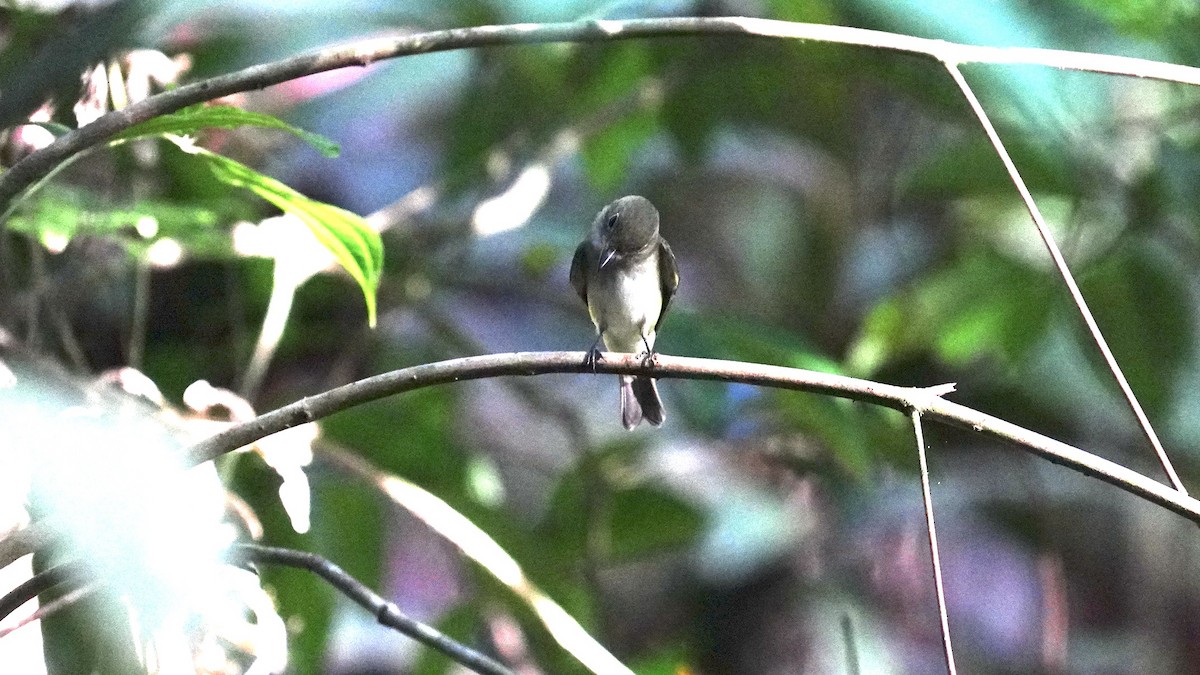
left=0, top=559, right=88, bottom=627
left=185, top=351, right=1200, bottom=524
left=0, top=549, right=513, bottom=675
left=943, top=62, right=1186, bottom=495
left=911, top=410, right=957, bottom=674
left=319, top=445, right=634, bottom=675
left=229, top=544, right=515, bottom=675
left=3, top=16, right=1200, bottom=213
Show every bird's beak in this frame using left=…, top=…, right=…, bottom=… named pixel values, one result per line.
left=599, top=246, right=617, bottom=269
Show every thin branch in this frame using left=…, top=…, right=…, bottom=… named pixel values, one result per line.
left=0, top=559, right=88, bottom=627
left=229, top=544, right=514, bottom=675
left=0, top=548, right=513, bottom=675
left=417, top=306, right=613, bottom=625
left=911, top=410, right=957, bottom=675
left=127, top=258, right=150, bottom=369
left=4, top=16, right=1200, bottom=214
left=0, top=518, right=61, bottom=570
left=942, top=62, right=1186, bottom=494
left=0, top=581, right=99, bottom=639
left=319, top=445, right=634, bottom=675
left=184, top=351, right=1200, bottom=524
left=840, top=614, right=861, bottom=675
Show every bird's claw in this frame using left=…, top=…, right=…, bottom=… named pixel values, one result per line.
left=639, top=335, right=657, bottom=369
left=638, top=349, right=658, bottom=369
left=583, top=347, right=604, bottom=373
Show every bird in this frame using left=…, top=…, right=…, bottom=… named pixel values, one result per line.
left=569, top=195, right=679, bottom=429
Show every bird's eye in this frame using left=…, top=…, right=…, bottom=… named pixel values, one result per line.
left=606, top=213, right=618, bottom=229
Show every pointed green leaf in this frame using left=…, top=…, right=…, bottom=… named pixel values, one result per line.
left=23, top=120, right=73, bottom=137
left=167, top=138, right=381, bottom=326
left=114, top=104, right=340, bottom=157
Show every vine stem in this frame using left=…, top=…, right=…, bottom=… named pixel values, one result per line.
left=911, top=410, right=957, bottom=675
left=942, top=61, right=1186, bottom=494
left=4, top=16, right=1200, bottom=213
left=184, top=351, right=1200, bottom=524
left=1, top=16, right=1186, bottom=494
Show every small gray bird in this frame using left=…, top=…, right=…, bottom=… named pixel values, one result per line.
left=569, top=195, right=679, bottom=429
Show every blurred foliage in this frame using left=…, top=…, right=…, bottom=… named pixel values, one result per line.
left=5, top=0, right=1200, bottom=673
left=114, top=105, right=342, bottom=155
left=0, top=0, right=146, bottom=129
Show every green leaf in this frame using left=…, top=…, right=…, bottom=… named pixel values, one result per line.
left=23, top=120, right=73, bottom=137
left=8, top=188, right=221, bottom=239
left=114, top=104, right=341, bottom=157
left=608, top=485, right=704, bottom=559
left=902, top=135, right=1073, bottom=198
left=573, top=45, right=659, bottom=191
left=582, top=108, right=657, bottom=192
left=846, top=249, right=1054, bottom=375
left=1080, top=241, right=1192, bottom=415
left=168, top=138, right=382, bottom=325
left=539, top=444, right=704, bottom=563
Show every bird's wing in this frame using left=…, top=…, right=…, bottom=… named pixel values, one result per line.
left=569, top=241, right=590, bottom=305
left=655, top=239, right=680, bottom=332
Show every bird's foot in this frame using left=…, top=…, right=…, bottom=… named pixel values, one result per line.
left=639, top=336, right=658, bottom=369
left=583, top=347, right=604, bottom=373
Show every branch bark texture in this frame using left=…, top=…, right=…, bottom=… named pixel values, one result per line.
left=230, top=545, right=514, bottom=675
left=185, top=351, right=1200, bottom=525
left=3, top=16, right=1200, bottom=212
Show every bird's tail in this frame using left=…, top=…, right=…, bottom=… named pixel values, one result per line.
left=620, top=375, right=665, bottom=429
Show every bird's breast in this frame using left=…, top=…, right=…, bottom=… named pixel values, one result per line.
left=587, top=255, right=662, bottom=354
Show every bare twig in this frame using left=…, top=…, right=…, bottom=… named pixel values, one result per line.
left=911, top=410, right=957, bottom=674
left=942, top=62, right=1185, bottom=494
left=229, top=544, right=515, bottom=675
left=319, top=446, right=634, bottom=675
left=416, top=306, right=613, bottom=629
left=0, top=548, right=512, bottom=675
left=184, top=351, right=1200, bottom=524
left=0, top=581, right=99, bottom=638
left=0, top=559, right=88, bottom=627
left=4, top=17, right=1200, bottom=214
left=840, top=614, right=861, bottom=675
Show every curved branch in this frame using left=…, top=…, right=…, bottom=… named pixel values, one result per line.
left=943, top=62, right=1184, bottom=493
left=911, top=411, right=957, bottom=674
left=186, top=351, right=1200, bottom=524
left=0, top=559, right=89, bottom=627
left=0, top=549, right=513, bottom=675
left=3, top=16, right=1200, bottom=212
left=230, top=544, right=514, bottom=675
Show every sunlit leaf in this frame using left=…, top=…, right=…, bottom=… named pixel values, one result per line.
left=574, top=45, right=659, bottom=191
left=582, top=108, right=658, bottom=192
left=167, top=138, right=382, bottom=326
left=114, top=104, right=341, bottom=157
